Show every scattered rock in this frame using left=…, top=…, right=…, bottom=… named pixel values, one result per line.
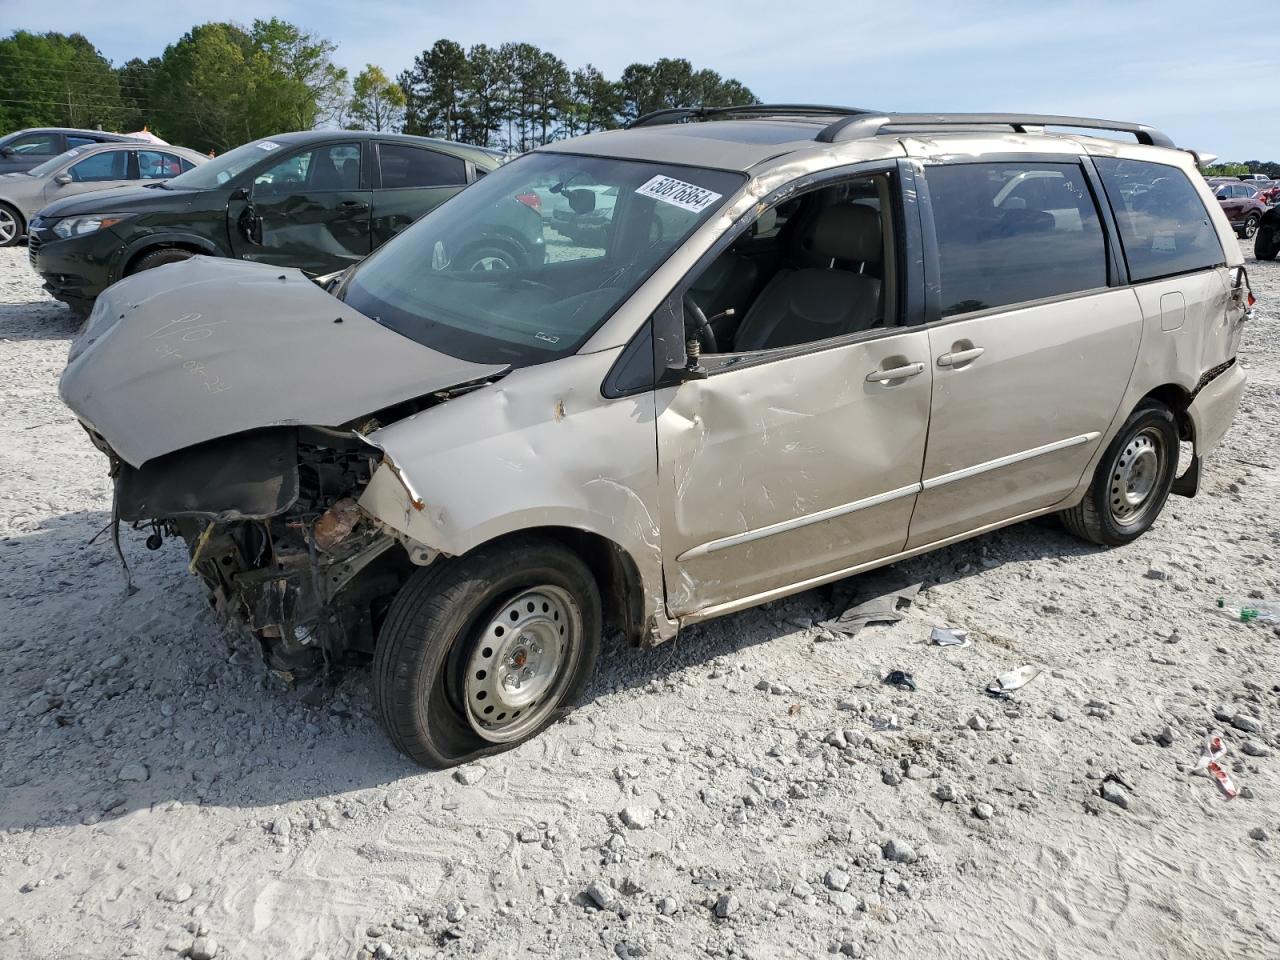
left=444, top=901, right=467, bottom=923
left=1248, top=826, right=1269, bottom=842
left=189, top=937, right=219, bottom=960
left=453, top=766, right=486, bottom=786
left=118, top=762, right=149, bottom=783
left=972, top=802, right=995, bottom=821
left=882, top=838, right=917, bottom=863
left=1241, top=741, right=1271, bottom=758
left=933, top=783, right=956, bottom=803
left=1155, top=727, right=1175, bottom=748
left=158, top=883, right=193, bottom=904
left=714, top=893, right=739, bottom=918
left=585, top=880, right=617, bottom=910
left=271, top=816, right=292, bottom=837
left=657, top=896, right=678, bottom=916
left=1100, top=780, right=1130, bottom=810
left=620, top=806, right=654, bottom=830
left=1231, top=714, right=1262, bottom=734
left=824, top=868, right=850, bottom=892
left=967, top=714, right=988, bottom=732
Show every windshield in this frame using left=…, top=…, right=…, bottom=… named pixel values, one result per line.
left=340, top=152, right=743, bottom=365
left=26, top=147, right=89, bottom=177
left=162, top=138, right=282, bottom=190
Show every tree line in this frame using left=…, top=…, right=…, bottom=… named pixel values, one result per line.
left=0, top=25, right=758, bottom=155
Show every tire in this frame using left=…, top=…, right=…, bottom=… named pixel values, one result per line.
left=0, top=202, right=23, bottom=247
left=1060, top=401, right=1179, bottom=547
left=1241, top=212, right=1260, bottom=239
left=372, top=536, right=602, bottom=768
left=1256, top=224, right=1279, bottom=261
left=128, top=247, right=195, bottom=274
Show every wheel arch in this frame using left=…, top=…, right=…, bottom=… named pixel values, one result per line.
left=119, top=235, right=220, bottom=278
left=454, top=526, right=648, bottom=647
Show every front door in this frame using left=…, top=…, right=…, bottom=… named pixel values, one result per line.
left=905, top=158, right=1143, bottom=549
left=43, top=148, right=132, bottom=203
left=230, top=140, right=372, bottom=274
left=655, top=167, right=932, bottom=618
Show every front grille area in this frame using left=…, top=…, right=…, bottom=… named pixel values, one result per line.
left=27, top=232, right=42, bottom=268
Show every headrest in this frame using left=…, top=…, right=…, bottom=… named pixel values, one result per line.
left=812, top=203, right=881, bottom=263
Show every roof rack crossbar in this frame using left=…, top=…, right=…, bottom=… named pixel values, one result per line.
left=817, top=112, right=1175, bottom=148
left=628, top=103, right=877, bottom=129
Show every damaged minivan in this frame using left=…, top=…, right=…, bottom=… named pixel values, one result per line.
left=60, top=106, right=1252, bottom=767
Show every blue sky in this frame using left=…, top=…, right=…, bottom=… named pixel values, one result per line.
left=7, top=0, right=1278, bottom=160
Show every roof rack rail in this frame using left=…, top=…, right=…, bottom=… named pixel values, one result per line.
left=816, top=112, right=1175, bottom=148
left=628, top=103, right=877, bottom=129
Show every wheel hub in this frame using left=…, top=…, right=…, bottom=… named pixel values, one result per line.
left=463, top=586, right=579, bottom=742
left=1109, top=428, right=1165, bottom=526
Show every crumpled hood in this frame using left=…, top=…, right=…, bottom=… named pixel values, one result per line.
left=60, top=257, right=507, bottom=467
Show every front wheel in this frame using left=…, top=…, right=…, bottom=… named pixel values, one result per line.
left=372, top=537, right=601, bottom=768
left=1241, top=212, right=1260, bottom=239
left=1060, top=401, right=1179, bottom=547
left=0, top=203, right=23, bottom=247
left=1256, top=224, right=1279, bottom=261
left=128, top=247, right=194, bottom=274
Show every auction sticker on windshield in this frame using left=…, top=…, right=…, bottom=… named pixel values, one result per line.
left=255, top=141, right=282, bottom=152
left=635, top=175, right=722, bottom=213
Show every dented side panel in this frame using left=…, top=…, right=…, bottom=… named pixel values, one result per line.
left=654, top=332, right=933, bottom=617
left=358, top=348, right=675, bottom=639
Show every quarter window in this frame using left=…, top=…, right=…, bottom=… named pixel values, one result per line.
left=1093, top=157, right=1223, bottom=282
left=926, top=162, right=1108, bottom=317
left=136, top=150, right=185, bottom=180
left=378, top=144, right=466, bottom=189
left=68, top=151, right=128, bottom=182
left=66, top=136, right=97, bottom=149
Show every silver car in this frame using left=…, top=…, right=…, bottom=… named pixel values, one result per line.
left=0, top=142, right=207, bottom=246
left=59, top=107, right=1251, bottom=767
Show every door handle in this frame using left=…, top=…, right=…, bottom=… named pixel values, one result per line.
left=865, top=362, right=925, bottom=383
left=339, top=200, right=369, bottom=210
left=937, top=347, right=985, bottom=367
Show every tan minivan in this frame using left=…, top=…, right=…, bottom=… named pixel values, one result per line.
left=61, top=108, right=1252, bottom=767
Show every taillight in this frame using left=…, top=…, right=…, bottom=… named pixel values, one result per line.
left=516, top=193, right=541, bottom=213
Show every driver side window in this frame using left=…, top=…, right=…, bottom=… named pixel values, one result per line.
left=683, top=173, right=896, bottom=356
left=255, top=143, right=362, bottom=194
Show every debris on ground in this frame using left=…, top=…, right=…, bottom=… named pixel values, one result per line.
left=883, top=669, right=918, bottom=692
left=1191, top=734, right=1240, bottom=800
left=929, top=627, right=970, bottom=648
left=986, top=665, right=1041, bottom=698
left=820, top=581, right=923, bottom=637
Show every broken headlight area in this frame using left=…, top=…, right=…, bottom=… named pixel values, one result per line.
left=113, top=426, right=417, bottom=679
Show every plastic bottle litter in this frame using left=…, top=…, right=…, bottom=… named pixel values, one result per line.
left=1190, top=733, right=1239, bottom=799
left=1214, top=598, right=1280, bottom=625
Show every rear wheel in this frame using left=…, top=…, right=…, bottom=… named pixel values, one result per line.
left=1240, top=212, right=1260, bottom=239
left=1256, top=224, right=1279, bottom=261
left=1060, top=401, right=1179, bottom=547
left=128, top=247, right=195, bottom=274
left=372, top=536, right=601, bottom=768
left=456, top=242, right=521, bottom=273
left=0, top=203, right=23, bottom=247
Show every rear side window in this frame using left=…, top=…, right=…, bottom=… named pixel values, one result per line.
left=66, top=136, right=97, bottom=149
left=1093, top=158, right=1223, bottom=282
left=136, top=150, right=185, bottom=180
left=8, top=132, right=59, bottom=154
left=379, top=144, right=466, bottom=189
left=925, top=161, right=1108, bottom=317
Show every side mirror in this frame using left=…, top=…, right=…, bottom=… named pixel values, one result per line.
left=565, top=188, right=596, bottom=215
left=0, top=146, right=12, bottom=158
left=230, top=185, right=251, bottom=201
left=54, top=173, right=72, bottom=186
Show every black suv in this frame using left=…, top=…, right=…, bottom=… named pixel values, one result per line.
left=29, top=130, right=511, bottom=314
left=0, top=127, right=141, bottom=174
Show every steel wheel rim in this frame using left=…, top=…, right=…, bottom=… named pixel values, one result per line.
left=0, top=210, right=15, bottom=243
left=469, top=254, right=511, bottom=272
left=1109, top=426, right=1166, bottom=527
left=463, top=585, right=580, bottom=743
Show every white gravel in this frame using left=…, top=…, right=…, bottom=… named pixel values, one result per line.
left=1, top=243, right=1278, bottom=959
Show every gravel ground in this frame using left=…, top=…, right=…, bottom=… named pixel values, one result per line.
left=1, top=242, right=1278, bottom=960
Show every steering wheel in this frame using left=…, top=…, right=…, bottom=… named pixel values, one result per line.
left=513, top=277, right=558, bottom=296
left=682, top=293, right=718, bottom=355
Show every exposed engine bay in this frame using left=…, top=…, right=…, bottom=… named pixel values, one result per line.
left=103, top=424, right=422, bottom=678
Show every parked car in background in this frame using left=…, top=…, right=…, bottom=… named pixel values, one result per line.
left=58, top=107, right=1250, bottom=766
left=0, top=128, right=141, bottom=175
left=28, top=131, right=509, bottom=314
left=1212, top=180, right=1267, bottom=237
left=1255, top=181, right=1280, bottom=205
left=0, top=142, right=206, bottom=247
left=1256, top=203, right=1280, bottom=259
left=1239, top=174, right=1270, bottom=184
